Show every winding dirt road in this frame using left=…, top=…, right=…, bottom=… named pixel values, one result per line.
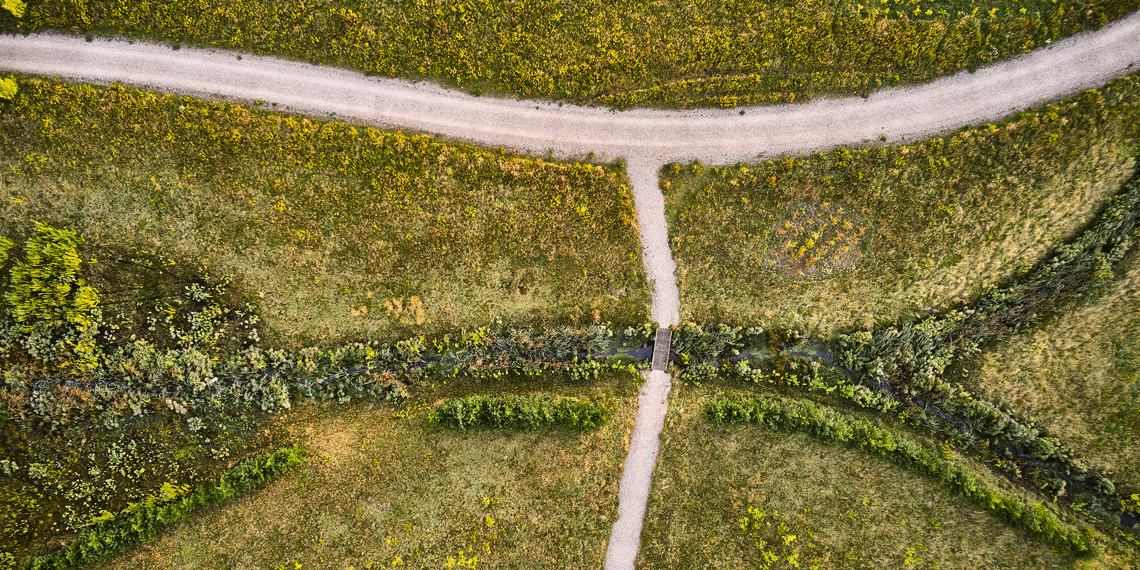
left=4, top=14, right=1140, bottom=567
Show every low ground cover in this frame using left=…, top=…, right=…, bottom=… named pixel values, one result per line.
left=664, top=73, right=1140, bottom=337
left=84, top=371, right=638, bottom=570
left=21, top=445, right=306, bottom=570
left=664, top=169, right=1140, bottom=541
left=636, top=383, right=1120, bottom=568
left=0, top=408, right=289, bottom=566
left=0, top=78, right=648, bottom=348
left=973, top=246, right=1140, bottom=497
left=2, top=0, right=1136, bottom=108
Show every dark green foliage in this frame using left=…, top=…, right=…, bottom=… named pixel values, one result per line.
left=20, top=445, right=305, bottom=570
left=1, top=323, right=645, bottom=430
left=431, top=393, right=611, bottom=432
left=706, top=393, right=1100, bottom=559
left=958, top=174, right=1140, bottom=346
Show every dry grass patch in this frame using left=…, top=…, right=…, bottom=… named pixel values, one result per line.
left=0, top=79, right=648, bottom=347
left=973, top=249, right=1140, bottom=496
left=88, top=372, right=639, bottom=569
left=665, top=80, right=1140, bottom=336
left=637, top=384, right=1118, bottom=568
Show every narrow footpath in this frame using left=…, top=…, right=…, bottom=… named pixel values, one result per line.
left=4, top=15, right=1140, bottom=565
left=604, top=160, right=678, bottom=570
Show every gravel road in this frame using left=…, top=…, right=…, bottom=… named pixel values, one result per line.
left=4, top=16, right=1140, bottom=567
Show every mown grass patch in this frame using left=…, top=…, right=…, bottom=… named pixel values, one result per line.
left=664, top=74, right=1140, bottom=337
left=0, top=78, right=648, bottom=347
left=637, top=383, right=1136, bottom=568
left=84, top=371, right=638, bottom=570
left=2, top=0, right=1135, bottom=108
left=973, top=247, right=1140, bottom=497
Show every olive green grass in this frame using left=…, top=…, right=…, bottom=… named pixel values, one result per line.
left=5, top=0, right=1137, bottom=108
left=664, top=74, right=1140, bottom=337
left=87, top=371, right=638, bottom=570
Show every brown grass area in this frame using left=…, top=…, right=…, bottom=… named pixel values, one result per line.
left=87, top=372, right=639, bottom=569
left=664, top=104, right=1136, bottom=337
left=0, top=80, right=649, bottom=348
left=636, top=384, right=1120, bottom=569
left=973, top=250, right=1140, bottom=496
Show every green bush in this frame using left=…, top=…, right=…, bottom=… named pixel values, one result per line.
left=20, top=445, right=305, bottom=570
left=430, top=393, right=610, bottom=432
left=706, top=392, right=1100, bottom=558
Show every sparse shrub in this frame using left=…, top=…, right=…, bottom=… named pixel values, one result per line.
left=21, top=445, right=305, bottom=570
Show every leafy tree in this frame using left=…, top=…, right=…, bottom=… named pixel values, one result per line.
left=1, top=223, right=100, bottom=371
left=4, top=222, right=99, bottom=330
left=1, top=0, right=25, bottom=18
left=0, top=76, right=16, bottom=101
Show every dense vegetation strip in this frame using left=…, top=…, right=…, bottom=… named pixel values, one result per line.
left=19, top=445, right=306, bottom=570
left=430, top=393, right=611, bottom=431
left=0, top=78, right=648, bottom=347
left=665, top=165, right=1140, bottom=545
left=665, top=72, right=1140, bottom=334
left=705, top=393, right=1099, bottom=558
left=2, top=0, right=1136, bottom=108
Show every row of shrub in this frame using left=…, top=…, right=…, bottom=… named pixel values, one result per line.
left=0, top=220, right=650, bottom=429
left=705, top=393, right=1100, bottom=559
left=429, top=393, right=611, bottom=432
left=669, top=172, right=1140, bottom=527
left=18, top=445, right=306, bottom=570
left=1, top=322, right=648, bottom=431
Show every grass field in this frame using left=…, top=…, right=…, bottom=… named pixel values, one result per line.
left=972, top=246, right=1140, bottom=497
left=83, top=371, right=638, bottom=570
left=664, top=74, right=1140, bottom=337
left=637, top=383, right=1136, bottom=569
left=3, top=0, right=1136, bottom=108
left=0, top=78, right=648, bottom=348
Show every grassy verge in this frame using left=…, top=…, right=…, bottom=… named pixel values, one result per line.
left=664, top=74, right=1140, bottom=337
left=84, top=371, right=638, bottom=569
left=0, top=78, right=648, bottom=347
left=21, top=446, right=306, bottom=570
left=973, top=246, right=1140, bottom=497
left=0, top=410, right=288, bottom=566
left=2, top=0, right=1136, bottom=108
left=637, top=383, right=1136, bottom=568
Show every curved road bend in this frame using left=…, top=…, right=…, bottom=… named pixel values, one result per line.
left=2, top=15, right=1139, bottom=165
left=4, top=14, right=1140, bottom=568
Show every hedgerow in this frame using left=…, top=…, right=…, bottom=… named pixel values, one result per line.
left=706, top=392, right=1100, bottom=558
left=19, top=445, right=306, bottom=570
left=0, top=320, right=647, bottom=431
left=430, top=393, right=611, bottom=432
left=3, top=0, right=1135, bottom=108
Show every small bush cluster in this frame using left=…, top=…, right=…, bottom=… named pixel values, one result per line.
left=430, top=393, right=611, bottom=432
left=734, top=505, right=824, bottom=569
left=19, top=445, right=305, bottom=570
left=706, top=393, right=1100, bottom=558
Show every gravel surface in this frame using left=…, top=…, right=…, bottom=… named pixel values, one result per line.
left=4, top=16, right=1140, bottom=567
left=604, top=370, right=671, bottom=570
left=3, top=15, right=1139, bottom=165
